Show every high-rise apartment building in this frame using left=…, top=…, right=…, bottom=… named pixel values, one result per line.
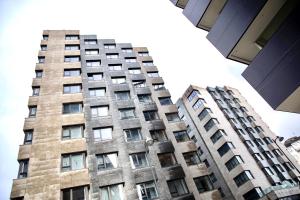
left=170, top=0, right=300, bottom=114
left=10, top=30, right=222, bottom=200
left=285, top=136, right=300, bottom=166
left=176, top=85, right=300, bottom=200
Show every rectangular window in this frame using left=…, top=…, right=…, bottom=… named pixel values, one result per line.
left=210, top=130, right=226, bottom=144
left=198, top=108, right=213, bottom=121
left=263, top=137, right=273, bottom=144
left=243, top=187, right=264, bottom=200
left=64, top=69, right=81, bottom=77
left=142, top=61, right=154, bottom=66
left=147, top=72, right=159, bottom=77
left=62, top=186, right=87, bottom=200
left=89, top=88, right=105, bottom=97
left=93, top=127, right=113, bottom=142
left=121, top=48, right=133, bottom=53
left=125, top=57, right=137, bottom=63
left=194, top=176, right=214, bottom=193
left=106, top=53, right=119, bottom=59
left=247, top=116, right=255, bottom=122
left=133, top=80, right=146, bottom=88
left=124, top=128, right=142, bottom=142
left=42, top=34, right=48, bottom=40
left=104, top=44, right=116, bottom=49
left=136, top=181, right=158, bottom=200
left=99, top=184, right=124, bottom=200
left=64, top=56, right=80, bottom=62
left=253, top=153, right=264, bottom=162
left=61, top=153, right=85, bottom=171
left=18, top=159, right=29, bottom=178
left=41, top=45, right=47, bottom=51
left=183, top=151, right=201, bottom=166
left=262, top=151, right=274, bottom=159
left=137, top=94, right=152, bottom=103
left=234, top=171, right=254, bottom=187
left=158, top=152, right=177, bottom=167
left=87, top=73, right=103, bottom=81
left=225, top=155, right=244, bottom=171
left=273, top=149, right=283, bottom=157
left=138, top=52, right=149, bottom=57
left=204, top=118, right=219, bottom=131
left=119, top=108, right=136, bottom=119
left=143, top=110, right=159, bottom=121
left=24, top=130, right=33, bottom=144
left=130, top=152, right=148, bottom=169
left=86, top=60, right=101, bottom=67
left=262, top=167, right=274, bottom=176
left=65, top=35, right=79, bottom=40
left=255, top=126, right=264, bottom=133
left=112, top=77, right=126, bottom=84
left=153, top=83, right=165, bottom=91
left=91, top=106, right=109, bottom=117
left=150, top=130, right=167, bottom=142
left=166, top=112, right=180, bottom=122
left=129, top=68, right=142, bottom=74
left=35, top=70, right=43, bottom=78
left=32, top=86, right=40, bottom=96
left=38, top=56, right=45, bottom=63
left=217, top=142, right=235, bottom=157
left=84, top=39, right=97, bottom=44
left=188, top=90, right=200, bottom=102
left=158, top=97, right=173, bottom=105
left=244, top=140, right=254, bottom=148
left=62, top=125, right=84, bottom=140
left=115, top=91, right=130, bottom=101
left=97, top=153, right=118, bottom=170
left=85, top=49, right=99, bottom=55
left=209, top=173, right=217, bottom=183
left=63, top=103, right=82, bottom=114
left=240, top=106, right=248, bottom=113
left=173, top=130, right=190, bottom=142
left=167, top=179, right=189, bottom=197
left=29, top=106, right=37, bottom=117
left=108, top=64, right=122, bottom=71
left=63, top=84, right=81, bottom=94
left=65, top=45, right=80, bottom=50
left=193, top=98, right=206, bottom=110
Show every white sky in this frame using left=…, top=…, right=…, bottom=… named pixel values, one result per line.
left=0, top=0, right=299, bottom=198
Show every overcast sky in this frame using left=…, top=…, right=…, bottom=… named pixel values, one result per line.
left=0, top=0, right=299, bottom=198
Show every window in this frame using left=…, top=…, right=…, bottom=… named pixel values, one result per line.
left=153, top=83, right=165, bottom=91
left=159, top=97, right=173, bottom=105
left=106, top=53, right=119, bottom=59
left=225, top=155, right=244, bottom=171
left=209, top=173, right=217, bottom=183
left=108, top=64, right=122, bottom=71
left=133, top=80, right=146, bottom=88
left=18, top=159, right=29, bottom=178
left=234, top=171, right=254, bottom=187
left=218, top=142, right=235, bottom=157
left=24, top=130, right=33, bottom=144
left=65, top=45, right=80, bottom=50
left=243, top=187, right=264, bottom=200
left=210, top=130, right=226, bottom=144
left=124, top=128, right=142, bottom=142
left=89, top=88, right=105, bottom=97
left=85, top=49, right=99, bottom=55
left=97, top=153, right=118, bottom=170
left=115, top=91, right=130, bottom=100
left=136, top=181, right=158, bottom=200
left=263, top=151, right=274, bottom=159
left=166, top=112, right=180, bottom=122
left=65, top=35, right=79, bottom=40
left=32, top=86, right=40, bottom=96
left=100, top=184, right=124, bottom=200
left=130, top=152, right=148, bottom=169
left=233, top=98, right=240, bottom=104
left=119, top=108, right=136, bottom=119
left=38, top=56, right=45, bottom=63
left=42, top=34, right=48, bottom=40
left=255, top=126, right=264, bottom=133
left=64, top=56, right=80, bottom=62
left=125, top=57, right=137, bottom=63
left=84, top=39, right=97, bottom=44
left=35, top=70, right=43, bottom=78
left=253, top=153, right=264, bottom=161
left=41, top=45, right=47, bottom=51
left=273, top=149, right=283, bottom=157
left=29, top=106, right=37, bottom=117
left=204, top=118, right=219, bottom=131
left=240, top=106, right=248, bottom=113
left=150, top=130, right=167, bottom=142
left=188, top=90, right=200, bottom=102
left=93, top=127, right=113, bottom=142
left=262, top=167, right=274, bottom=176
left=198, top=108, right=212, bottom=121
left=183, top=151, right=201, bottom=166
left=138, top=52, right=149, bottom=57
left=129, top=68, right=142, bottom=74
left=263, top=137, right=273, bottom=144
left=193, top=98, right=206, bottom=110
left=63, top=84, right=81, bottom=94
left=194, top=176, right=214, bottom=193
left=142, top=61, right=154, bottom=66
left=63, top=103, right=82, bottom=114
left=247, top=116, right=255, bottom=122
left=244, top=140, right=254, bottom=148
left=283, top=162, right=295, bottom=171
left=87, top=73, right=103, bottom=81
left=237, top=129, right=246, bottom=136
left=254, top=138, right=264, bottom=146
left=91, top=106, right=109, bottom=117
left=104, top=44, right=116, bottom=49
left=158, top=153, right=177, bottom=167
left=112, top=77, right=126, bottom=84
left=62, top=186, right=87, bottom=200
left=227, top=90, right=234, bottom=95
left=191, top=135, right=197, bottom=143
left=64, top=69, right=81, bottom=77
left=167, top=179, right=189, bottom=197
left=138, top=94, right=152, bottom=103
left=121, top=48, right=133, bottom=53
left=147, top=72, right=159, bottom=78
left=173, top=130, right=189, bottom=142
left=86, top=60, right=101, bottom=67
left=143, top=110, right=159, bottom=121
left=246, top=127, right=255, bottom=134
left=61, top=153, right=85, bottom=171
left=62, top=125, right=84, bottom=140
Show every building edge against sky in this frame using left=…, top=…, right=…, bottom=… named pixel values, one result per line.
left=176, top=85, right=300, bottom=200
left=169, top=0, right=300, bottom=114
left=10, top=30, right=223, bottom=200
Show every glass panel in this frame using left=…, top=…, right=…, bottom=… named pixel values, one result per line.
left=71, top=154, right=84, bottom=170
left=72, top=187, right=85, bottom=200
left=71, top=126, right=82, bottom=139
left=62, top=189, right=71, bottom=200
left=101, top=128, right=113, bottom=140
left=100, top=187, right=110, bottom=200
left=110, top=185, right=122, bottom=200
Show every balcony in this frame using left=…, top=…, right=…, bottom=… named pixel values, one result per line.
left=161, top=164, right=185, bottom=180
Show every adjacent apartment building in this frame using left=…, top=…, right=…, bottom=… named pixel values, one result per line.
left=176, top=85, right=300, bottom=200
left=285, top=136, right=300, bottom=166
left=170, top=0, right=300, bottom=114
left=10, top=30, right=222, bottom=200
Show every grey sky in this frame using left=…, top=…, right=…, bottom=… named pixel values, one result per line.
left=0, top=0, right=299, bottom=198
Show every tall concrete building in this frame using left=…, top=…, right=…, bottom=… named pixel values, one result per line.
left=176, top=85, right=300, bottom=200
left=10, top=30, right=222, bottom=200
left=170, top=0, right=300, bottom=114
left=285, top=136, right=300, bottom=166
